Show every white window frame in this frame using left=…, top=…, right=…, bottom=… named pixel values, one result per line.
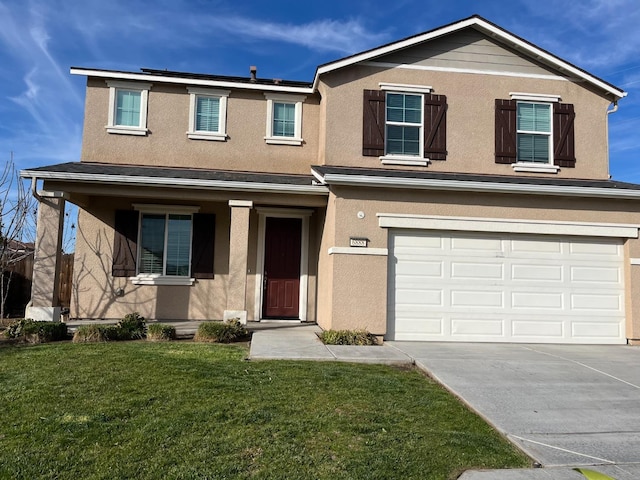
left=130, top=204, right=199, bottom=286
left=378, top=84, right=432, bottom=166
left=106, top=80, right=151, bottom=136
left=510, top=92, right=560, bottom=173
left=187, top=87, right=230, bottom=141
left=264, top=93, right=306, bottom=145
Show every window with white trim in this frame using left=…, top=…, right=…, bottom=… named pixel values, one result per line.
left=187, top=87, right=230, bottom=141
left=264, top=93, right=306, bottom=145
left=106, top=80, right=151, bottom=136
left=386, top=92, right=423, bottom=157
left=516, top=102, right=551, bottom=163
left=139, top=213, right=192, bottom=277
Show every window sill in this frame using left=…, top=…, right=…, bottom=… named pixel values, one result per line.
left=106, top=126, right=148, bottom=136
left=380, top=155, right=428, bottom=167
left=512, top=162, right=560, bottom=174
left=129, top=275, right=195, bottom=286
left=265, top=136, right=303, bottom=146
left=187, top=132, right=227, bottom=141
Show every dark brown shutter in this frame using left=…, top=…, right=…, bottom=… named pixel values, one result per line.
left=112, top=210, right=138, bottom=277
left=191, top=213, right=215, bottom=279
left=362, top=89, right=386, bottom=156
left=495, top=99, right=517, bottom=164
left=424, top=94, right=447, bottom=160
left=553, top=103, right=576, bottom=168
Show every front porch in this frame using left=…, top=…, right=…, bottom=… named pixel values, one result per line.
left=21, top=162, right=328, bottom=324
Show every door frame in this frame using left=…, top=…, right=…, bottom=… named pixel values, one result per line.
left=254, top=208, right=312, bottom=321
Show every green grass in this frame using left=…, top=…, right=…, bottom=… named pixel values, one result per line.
left=0, top=342, right=529, bottom=479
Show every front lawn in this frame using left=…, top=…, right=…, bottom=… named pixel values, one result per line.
left=0, top=342, right=529, bottom=479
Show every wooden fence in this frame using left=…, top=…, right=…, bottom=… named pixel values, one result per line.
left=4, top=253, right=74, bottom=317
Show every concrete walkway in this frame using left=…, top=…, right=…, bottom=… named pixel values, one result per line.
left=248, top=324, right=640, bottom=480
left=249, top=323, right=412, bottom=364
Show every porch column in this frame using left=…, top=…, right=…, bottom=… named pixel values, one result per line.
left=225, top=200, right=252, bottom=324
left=26, top=194, right=66, bottom=321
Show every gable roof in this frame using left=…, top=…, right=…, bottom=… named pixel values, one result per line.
left=312, top=15, right=626, bottom=100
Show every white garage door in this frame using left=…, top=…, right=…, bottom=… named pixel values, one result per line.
left=388, top=230, right=626, bottom=344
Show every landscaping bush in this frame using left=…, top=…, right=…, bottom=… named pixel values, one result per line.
left=4, top=319, right=68, bottom=343
left=22, top=321, right=68, bottom=343
left=72, top=324, right=125, bottom=342
left=4, top=318, right=31, bottom=339
left=147, top=323, right=176, bottom=342
left=117, top=312, right=146, bottom=340
left=318, top=329, right=379, bottom=346
left=194, top=319, right=248, bottom=343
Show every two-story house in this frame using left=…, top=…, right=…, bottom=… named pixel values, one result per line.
left=22, top=15, right=640, bottom=344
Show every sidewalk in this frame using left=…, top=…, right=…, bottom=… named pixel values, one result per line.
left=248, top=323, right=412, bottom=364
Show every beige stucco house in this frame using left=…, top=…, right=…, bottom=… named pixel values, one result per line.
left=22, top=15, right=640, bottom=344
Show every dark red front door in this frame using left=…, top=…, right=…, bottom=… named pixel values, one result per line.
left=263, top=217, right=302, bottom=318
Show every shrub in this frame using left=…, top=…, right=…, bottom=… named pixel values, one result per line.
left=72, top=324, right=123, bottom=343
left=22, top=321, right=68, bottom=343
left=4, top=319, right=68, bottom=343
left=116, top=312, right=146, bottom=340
left=194, top=319, right=248, bottom=343
left=319, top=329, right=379, bottom=346
left=4, top=318, right=31, bottom=339
left=147, top=323, right=176, bottom=342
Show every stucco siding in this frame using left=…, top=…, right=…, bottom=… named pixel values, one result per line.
left=71, top=200, right=230, bottom=321
left=320, top=65, right=611, bottom=179
left=323, top=185, right=640, bottom=338
left=81, top=78, right=320, bottom=175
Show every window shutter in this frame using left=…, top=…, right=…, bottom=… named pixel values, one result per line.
left=362, top=89, right=385, bottom=156
left=495, top=99, right=517, bottom=164
left=424, top=94, right=447, bottom=160
left=112, top=210, right=138, bottom=277
left=191, top=213, right=215, bottom=279
left=553, top=103, right=576, bottom=167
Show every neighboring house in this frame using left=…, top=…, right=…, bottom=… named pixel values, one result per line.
left=21, top=15, right=640, bottom=344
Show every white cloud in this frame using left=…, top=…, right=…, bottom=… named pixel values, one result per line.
left=204, top=16, right=389, bottom=54
left=512, top=0, right=640, bottom=70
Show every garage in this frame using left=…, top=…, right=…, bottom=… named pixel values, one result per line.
left=387, top=229, right=626, bottom=344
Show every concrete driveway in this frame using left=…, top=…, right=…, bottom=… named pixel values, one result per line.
left=387, top=342, right=640, bottom=468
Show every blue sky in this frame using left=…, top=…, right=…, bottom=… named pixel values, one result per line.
left=1, top=0, right=639, bottom=182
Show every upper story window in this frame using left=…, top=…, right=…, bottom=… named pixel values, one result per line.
left=495, top=93, right=575, bottom=173
left=362, top=84, right=447, bottom=166
left=264, top=93, right=306, bottom=145
left=106, top=80, right=151, bottom=136
left=273, top=102, right=296, bottom=137
left=516, top=102, right=551, bottom=163
left=386, top=92, right=423, bottom=157
left=187, top=87, right=230, bottom=141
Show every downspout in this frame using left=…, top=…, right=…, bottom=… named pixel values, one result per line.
left=30, top=176, right=44, bottom=201
left=606, top=100, right=619, bottom=179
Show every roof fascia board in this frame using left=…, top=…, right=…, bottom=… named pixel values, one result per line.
left=312, top=17, right=626, bottom=99
left=319, top=172, right=640, bottom=200
left=71, top=68, right=314, bottom=95
left=21, top=170, right=329, bottom=196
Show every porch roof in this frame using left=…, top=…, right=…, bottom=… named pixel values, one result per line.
left=21, top=162, right=329, bottom=196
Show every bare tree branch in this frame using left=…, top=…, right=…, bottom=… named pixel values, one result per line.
left=1, top=154, right=36, bottom=318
